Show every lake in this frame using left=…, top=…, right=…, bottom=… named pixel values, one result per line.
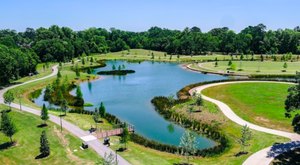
left=34, top=60, right=227, bottom=148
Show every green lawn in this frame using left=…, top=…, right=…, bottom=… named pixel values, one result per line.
left=15, top=63, right=56, bottom=83
left=0, top=105, right=102, bottom=164
left=202, top=82, right=294, bottom=132
left=192, top=61, right=300, bottom=75
left=93, top=49, right=238, bottom=62
left=107, top=100, right=288, bottom=165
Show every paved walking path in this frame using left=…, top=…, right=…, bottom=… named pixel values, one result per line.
left=0, top=65, right=131, bottom=165
left=191, top=81, right=300, bottom=165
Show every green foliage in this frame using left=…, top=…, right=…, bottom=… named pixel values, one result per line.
left=76, top=85, right=83, bottom=99
left=1, top=111, right=16, bottom=143
left=120, top=123, right=130, bottom=149
left=228, top=60, right=232, bottom=66
left=230, top=63, right=237, bottom=70
left=41, top=104, right=49, bottom=124
left=93, top=108, right=100, bottom=123
left=238, top=125, right=252, bottom=152
left=285, top=81, right=300, bottom=133
left=4, top=90, right=14, bottom=109
left=39, top=130, right=50, bottom=157
left=195, top=94, right=203, bottom=106
left=283, top=62, right=288, bottom=69
left=99, top=102, right=106, bottom=117
left=179, top=130, right=198, bottom=164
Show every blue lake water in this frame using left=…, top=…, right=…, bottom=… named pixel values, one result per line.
left=34, top=60, right=227, bottom=148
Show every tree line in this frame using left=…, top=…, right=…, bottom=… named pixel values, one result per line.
left=1, top=24, right=300, bottom=85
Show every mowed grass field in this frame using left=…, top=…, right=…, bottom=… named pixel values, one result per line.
left=202, top=82, right=294, bottom=132
left=0, top=105, right=102, bottom=164
left=193, top=61, right=300, bottom=75
left=93, top=49, right=237, bottom=62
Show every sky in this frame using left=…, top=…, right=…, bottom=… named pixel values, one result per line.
left=0, top=0, right=299, bottom=32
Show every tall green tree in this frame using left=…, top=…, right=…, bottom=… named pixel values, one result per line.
left=99, top=102, right=106, bottom=117
left=41, top=104, right=49, bottom=125
left=39, top=130, right=50, bottom=157
left=1, top=111, right=16, bottom=143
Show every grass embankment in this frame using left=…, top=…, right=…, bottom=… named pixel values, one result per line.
left=8, top=59, right=112, bottom=131
left=202, top=82, right=294, bottom=132
left=105, top=100, right=288, bottom=165
left=0, top=105, right=102, bottom=164
left=190, top=61, right=300, bottom=76
left=14, top=63, right=56, bottom=83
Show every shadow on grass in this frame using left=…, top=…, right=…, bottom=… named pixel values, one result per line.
left=35, top=153, right=49, bottom=159
left=37, top=123, right=48, bottom=128
left=0, top=142, right=15, bottom=151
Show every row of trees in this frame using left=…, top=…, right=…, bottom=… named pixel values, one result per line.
left=1, top=24, right=300, bottom=85
left=1, top=24, right=300, bottom=62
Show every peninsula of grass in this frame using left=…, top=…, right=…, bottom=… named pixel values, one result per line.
left=202, top=82, right=294, bottom=132
left=190, top=61, right=300, bottom=76
left=106, top=99, right=288, bottom=165
left=97, top=69, right=135, bottom=75
left=0, top=105, right=102, bottom=164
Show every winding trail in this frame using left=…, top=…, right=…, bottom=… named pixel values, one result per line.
left=190, top=81, right=300, bottom=165
left=0, top=65, right=130, bottom=165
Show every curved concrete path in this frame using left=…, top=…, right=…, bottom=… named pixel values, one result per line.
left=0, top=65, right=130, bottom=165
left=190, top=81, right=300, bottom=165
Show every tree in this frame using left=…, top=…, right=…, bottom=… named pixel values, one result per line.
left=39, top=130, right=50, bottom=157
left=99, top=102, right=106, bottom=117
left=228, top=60, right=232, bottom=66
left=61, top=98, right=68, bottom=116
left=4, top=91, right=14, bottom=110
left=238, top=125, right=252, bottom=153
left=93, top=108, right=100, bottom=123
left=1, top=111, right=16, bottom=143
left=195, top=94, right=203, bottom=106
left=285, top=77, right=300, bottom=133
left=120, top=123, right=130, bottom=150
left=76, top=85, right=83, bottom=99
left=57, top=69, right=62, bottom=78
left=179, top=130, right=197, bottom=164
left=215, top=61, right=218, bottom=67
left=112, top=64, right=116, bottom=71
left=283, top=62, right=288, bottom=70
left=41, top=104, right=49, bottom=125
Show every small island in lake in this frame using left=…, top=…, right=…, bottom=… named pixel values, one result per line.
left=97, top=70, right=135, bottom=75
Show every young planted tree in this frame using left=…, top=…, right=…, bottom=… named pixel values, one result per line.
left=120, top=123, right=130, bottom=150
left=4, top=91, right=14, bottom=110
left=179, top=130, right=197, bottom=164
left=75, top=64, right=80, bottom=77
left=61, top=98, right=68, bottom=116
left=39, top=130, right=50, bottom=158
left=93, top=108, right=100, bottom=123
left=228, top=60, right=232, bottom=66
left=99, top=102, right=106, bottom=117
left=1, top=111, right=16, bottom=143
left=238, top=124, right=252, bottom=153
left=283, top=62, right=288, bottom=71
left=76, top=85, right=83, bottom=99
left=195, top=94, right=203, bottom=106
left=57, top=69, right=62, bottom=78
left=41, top=104, right=49, bottom=125
left=112, top=64, right=116, bottom=71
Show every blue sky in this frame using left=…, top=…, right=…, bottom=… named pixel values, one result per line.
left=0, top=0, right=299, bottom=32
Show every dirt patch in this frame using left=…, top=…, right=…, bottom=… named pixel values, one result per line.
left=52, top=126, right=93, bottom=165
